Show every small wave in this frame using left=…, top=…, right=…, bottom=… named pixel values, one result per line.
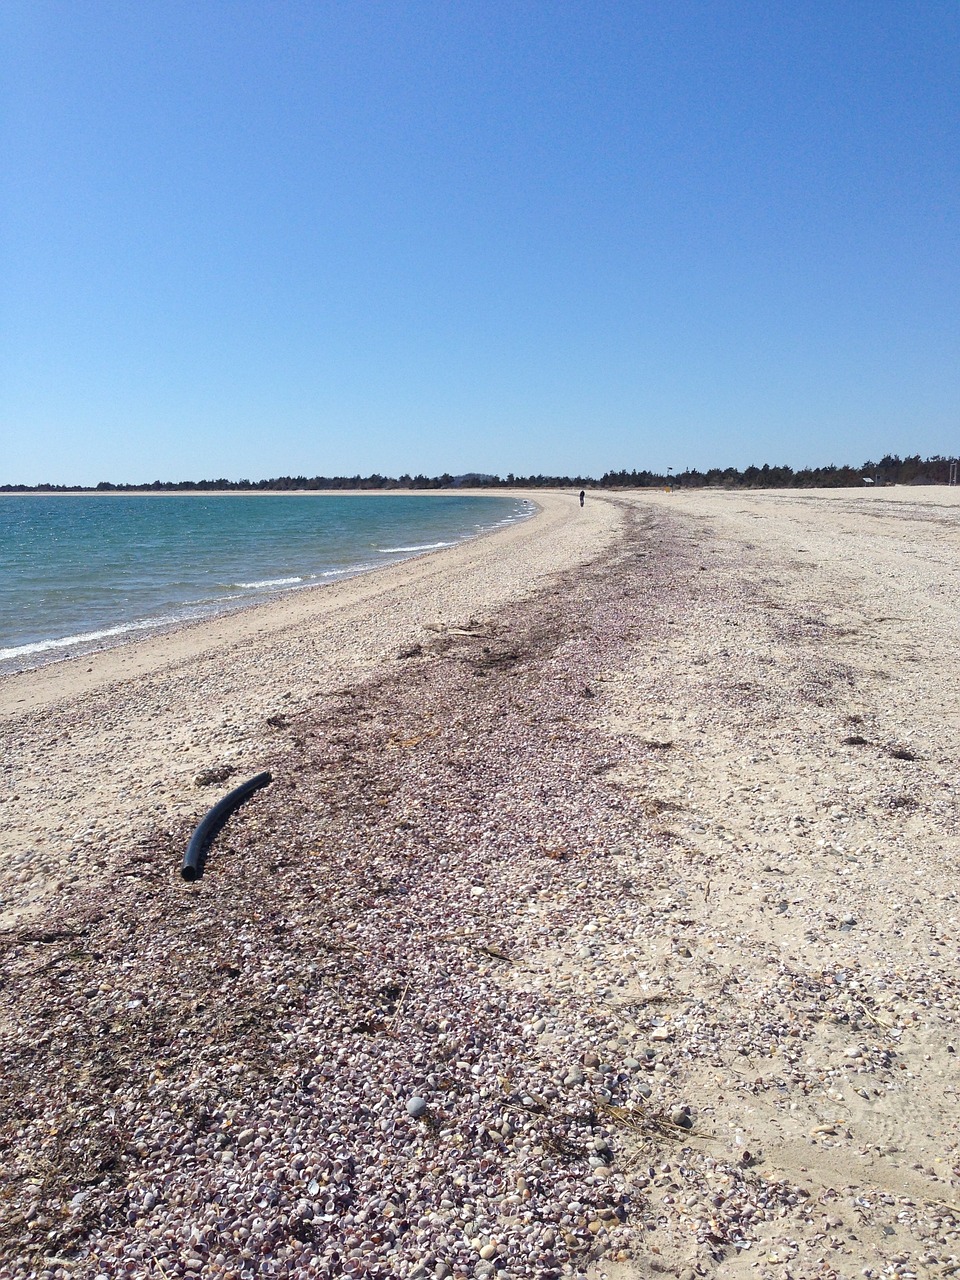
left=0, top=616, right=174, bottom=662
left=319, top=562, right=380, bottom=578
left=235, top=575, right=303, bottom=589
left=379, top=541, right=455, bottom=553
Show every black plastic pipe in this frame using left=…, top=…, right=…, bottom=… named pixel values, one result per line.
left=181, top=771, right=272, bottom=881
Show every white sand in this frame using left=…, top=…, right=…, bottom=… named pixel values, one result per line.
left=589, top=485, right=960, bottom=1278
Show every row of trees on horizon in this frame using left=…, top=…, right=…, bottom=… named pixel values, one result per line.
left=2, top=453, right=956, bottom=493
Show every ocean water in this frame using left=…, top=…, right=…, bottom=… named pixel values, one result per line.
left=0, top=493, right=532, bottom=673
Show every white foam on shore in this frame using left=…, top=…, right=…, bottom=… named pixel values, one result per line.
left=0, top=615, right=179, bottom=662
left=319, top=562, right=381, bottom=579
left=378, top=541, right=455, bottom=553
left=0, top=556, right=405, bottom=668
left=235, top=575, right=303, bottom=589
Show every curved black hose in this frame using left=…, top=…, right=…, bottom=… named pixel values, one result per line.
left=181, top=771, right=272, bottom=881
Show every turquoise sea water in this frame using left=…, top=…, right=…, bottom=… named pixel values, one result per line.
left=0, top=493, right=531, bottom=672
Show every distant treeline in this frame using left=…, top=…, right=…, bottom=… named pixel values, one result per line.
left=2, top=454, right=956, bottom=493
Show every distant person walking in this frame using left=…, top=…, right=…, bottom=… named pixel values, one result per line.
left=579, top=489, right=585, bottom=508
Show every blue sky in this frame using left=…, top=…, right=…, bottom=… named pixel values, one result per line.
left=2, top=1, right=958, bottom=484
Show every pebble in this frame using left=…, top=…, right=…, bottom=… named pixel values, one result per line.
left=670, top=1106, right=693, bottom=1129
left=406, top=1096, right=428, bottom=1118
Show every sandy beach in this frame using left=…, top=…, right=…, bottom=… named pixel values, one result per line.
left=0, top=492, right=616, bottom=930
left=3, top=486, right=960, bottom=1279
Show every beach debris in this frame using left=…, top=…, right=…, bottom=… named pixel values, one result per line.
left=181, top=770, right=273, bottom=880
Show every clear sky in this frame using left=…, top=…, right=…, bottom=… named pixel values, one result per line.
left=3, top=1, right=958, bottom=485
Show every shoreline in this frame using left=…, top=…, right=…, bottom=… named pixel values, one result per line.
left=4, top=487, right=960, bottom=1277
left=0, top=490, right=536, bottom=677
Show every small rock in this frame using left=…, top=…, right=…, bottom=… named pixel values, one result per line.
left=406, top=1097, right=428, bottom=1118
left=670, top=1106, right=693, bottom=1130
left=478, top=1242, right=498, bottom=1260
